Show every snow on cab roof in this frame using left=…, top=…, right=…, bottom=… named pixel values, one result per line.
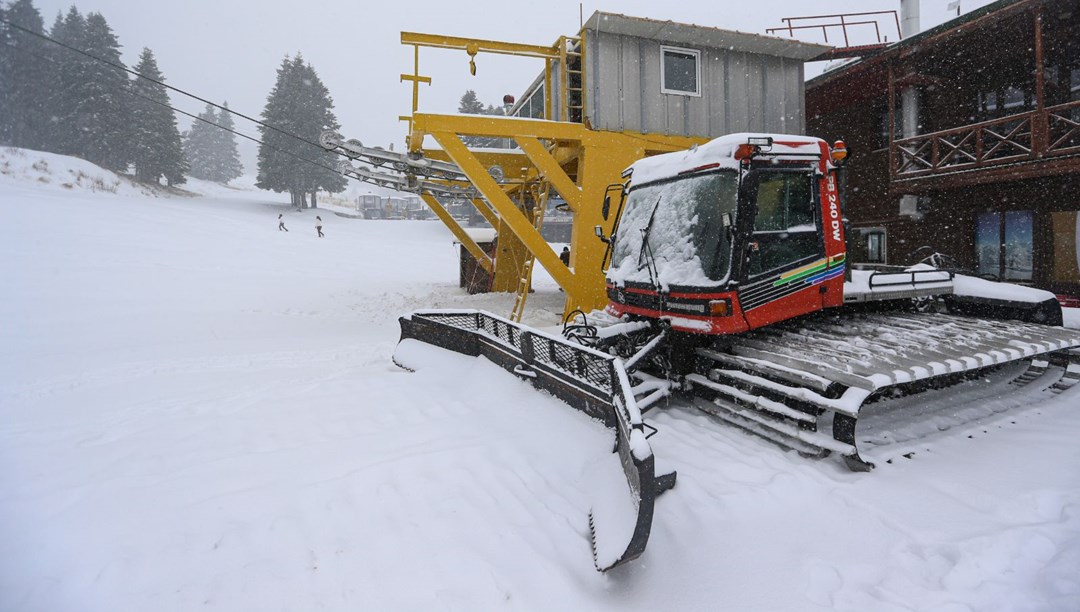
left=627, top=133, right=826, bottom=186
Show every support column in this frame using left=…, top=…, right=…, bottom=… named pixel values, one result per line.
left=566, top=136, right=647, bottom=318
left=1033, top=7, right=1048, bottom=156
left=419, top=192, right=492, bottom=274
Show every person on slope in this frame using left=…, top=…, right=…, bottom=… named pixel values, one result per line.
left=278, top=214, right=288, bottom=232
left=315, top=216, right=324, bottom=238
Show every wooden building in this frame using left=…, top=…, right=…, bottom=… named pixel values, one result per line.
left=806, top=0, right=1080, bottom=296
left=512, top=12, right=826, bottom=137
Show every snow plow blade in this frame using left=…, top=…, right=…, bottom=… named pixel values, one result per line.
left=393, top=310, right=674, bottom=571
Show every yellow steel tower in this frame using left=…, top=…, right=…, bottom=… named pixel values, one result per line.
left=351, top=30, right=709, bottom=322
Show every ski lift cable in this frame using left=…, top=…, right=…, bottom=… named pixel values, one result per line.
left=0, top=16, right=335, bottom=158
left=10, top=42, right=355, bottom=183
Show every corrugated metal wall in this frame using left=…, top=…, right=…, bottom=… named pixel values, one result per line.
left=585, top=30, right=805, bottom=137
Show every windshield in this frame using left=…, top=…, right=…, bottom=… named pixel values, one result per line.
left=745, top=170, right=821, bottom=278
left=607, top=172, right=738, bottom=289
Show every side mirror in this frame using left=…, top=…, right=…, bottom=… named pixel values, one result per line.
left=594, top=225, right=609, bottom=244
left=601, top=182, right=624, bottom=222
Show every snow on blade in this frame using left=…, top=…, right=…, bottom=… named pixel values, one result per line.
left=587, top=451, right=641, bottom=571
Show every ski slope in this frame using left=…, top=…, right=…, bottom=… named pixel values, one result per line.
left=2, top=148, right=1079, bottom=611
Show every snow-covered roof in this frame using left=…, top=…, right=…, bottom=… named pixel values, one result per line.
left=582, top=12, right=831, bottom=61
left=627, top=133, right=826, bottom=186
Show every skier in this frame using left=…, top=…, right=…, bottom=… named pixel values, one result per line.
left=315, top=216, right=324, bottom=238
left=278, top=214, right=288, bottom=232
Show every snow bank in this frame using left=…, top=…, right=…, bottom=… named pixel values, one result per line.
left=952, top=273, right=1057, bottom=303
left=1065, top=308, right=1080, bottom=329
left=0, top=147, right=163, bottom=197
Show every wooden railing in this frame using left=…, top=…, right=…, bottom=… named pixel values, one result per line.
left=1047, top=99, right=1080, bottom=155
left=892, top=100, right=1080, bottom=178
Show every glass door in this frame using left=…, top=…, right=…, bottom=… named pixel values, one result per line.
left=974, top=210, right=1033, bottom=281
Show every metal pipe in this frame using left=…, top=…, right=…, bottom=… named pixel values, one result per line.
left=900, top=0, right=920, bottom=39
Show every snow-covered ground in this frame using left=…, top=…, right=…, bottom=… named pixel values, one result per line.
left=2, top=148, right=1079, bottom=611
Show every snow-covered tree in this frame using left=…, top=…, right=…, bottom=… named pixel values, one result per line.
left=256, top=55, right=346, bottom=208
left=130, top=47, right=187, bottom=185
left=46, top=7, right=87, bottom=156
left=183, top=102, right=244, bottom=184
left=212, top=102, right=243, bottom=183
left=44, top=9, right=130, bottom=170
left=458, top=89, right=485, bottom=115
left=76, top=12, right=131, bottom=172
left=183, top=103, right=221, bottom=181
left=457, top=89, right=503, bottom=148
left=0, top=0, right=53, bottom=150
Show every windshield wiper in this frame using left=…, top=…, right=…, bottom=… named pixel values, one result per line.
left=637, top=195, right=662, bottom=290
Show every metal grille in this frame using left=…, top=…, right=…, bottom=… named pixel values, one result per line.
left=416, top=311, right=480, bottom=332
left=410, top=310, right=642, bottom=428
left=477, top=314, right=522, bottom=349
left=528, top=334, right=615, bottom=394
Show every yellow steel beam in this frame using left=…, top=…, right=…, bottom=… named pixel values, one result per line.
left=400, top=44, right=430, bottom=131
left=412, top=113, right=706, bottom=153
left=490, top=218, right=531, bottom=292
left=558, top=36, right=569, bottom=122
left=408, top=112, right=711, bottom=316
left=419, top=192, right=492, bottom=274
left=469, top=197, right=499, bottom=228
left=544, top=59, right=553, bottom=120
left=419, top=147, right=532, bottom=182
left=514, top=136, right=581, bottom=211
left=432, top=131, right=573, bottom=290
left=412, top=112, right=589, bottom=142
left=401, top=32, right=559, bottom=59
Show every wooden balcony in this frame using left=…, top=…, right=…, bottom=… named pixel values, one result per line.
left=890, top=100, right=1080, bottom=191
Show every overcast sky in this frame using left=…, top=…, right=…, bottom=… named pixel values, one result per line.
left=28, top=0, right=999, bottom=171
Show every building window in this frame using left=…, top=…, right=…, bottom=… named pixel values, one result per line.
left=860, top=228, right=888, bottom=264
left=660, top=46, right=701, bottom=96
left=513, top=84, right=546, bottom=119
left=975, top=210, right=1033, bottom=281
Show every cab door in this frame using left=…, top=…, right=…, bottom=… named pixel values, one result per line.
left=737, top=169, right=827, bottom=329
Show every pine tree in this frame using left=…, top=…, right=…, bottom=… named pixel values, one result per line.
left=212, top=102, right=243, bottom=182
left=0, top=0, right=53, bottom=150
left=47, top=7, right=87, bottom=156
left=182, top=101, right=243, bottom=184
left=458, top=89, right=485, bottom=114
left=0, top=5, right=7, bottom=143
left=256, top=55, right=346, bottom=208
left=290, top=58, right=346, bottom=206
left=0, top=2, right=16, bottom=145
left=457, top=89, right=502, bottom=148
left=76, top=12, right=130, bottom=172
left=183, top=103, right=221, bottom=181
left=256, top=57, right=298, bottom=203
left=130, top=47, right=186, bottom=185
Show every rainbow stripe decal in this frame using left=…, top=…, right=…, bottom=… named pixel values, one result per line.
left=740, top=253, right=846, bottom=311
left=773, top=253, right=846, bottom=288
